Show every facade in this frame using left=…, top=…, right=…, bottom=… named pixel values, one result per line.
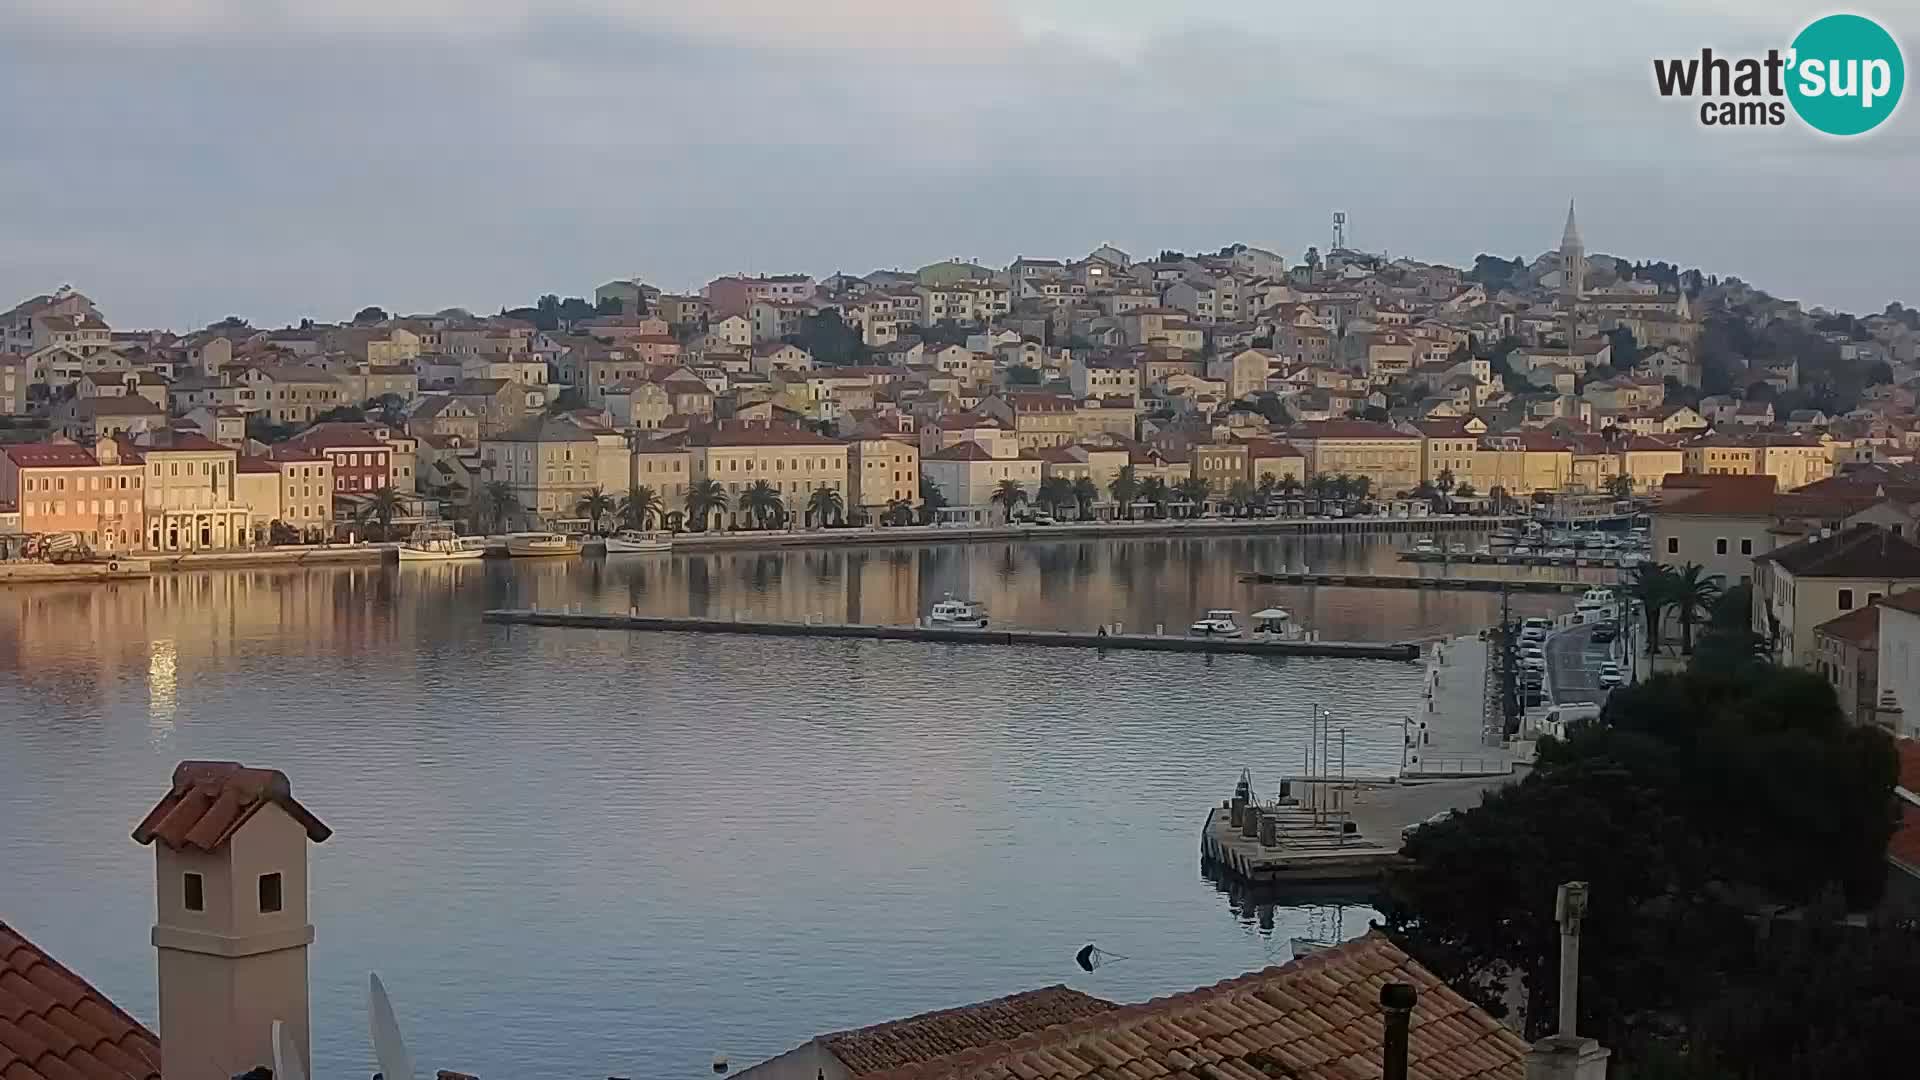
left=1754, top=523, right=1920, bottom=668
left=281, top=423, right=394, bottom=495
left=921, top=440, right=1042, bottom=523
left=126, top=430, right=252, bottom=552
left=848, top=436, right=919, bottom=517
left=267, top=450, right=335, bottom=540
left=1652, top=476, right=1781, bottom=585
left=1814, top=604, right=1881, bottom=726
left=481, top=415, right=630, bottom=525
left=980, top=393, right=1077, bottom=451
left=0, top=439, right=146, bottom=551
left=1878, top=594, right=1920, bottom=740
left=1283, top=420, right=1422, bottom=494
left=682, top=421, right=849, bottom=529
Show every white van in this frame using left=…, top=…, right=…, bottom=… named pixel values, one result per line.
left=1544, top=702, right=1602, bottom=728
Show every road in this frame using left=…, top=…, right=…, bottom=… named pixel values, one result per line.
left=1546, top=621, right=1623, bottom=705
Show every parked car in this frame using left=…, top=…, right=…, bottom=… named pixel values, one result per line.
left=1599, top=662, right=1623, bottom=688
left=1591, top=625, right=1618, bottom=644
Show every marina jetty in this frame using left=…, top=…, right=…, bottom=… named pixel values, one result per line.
left=1398, top=550, right=1633, bottom=569
left=1237, top=570, right=1588, bottom=594
left=0, top=558, right=152, bottom=584
left=483, top=608, right=1422, bottom=660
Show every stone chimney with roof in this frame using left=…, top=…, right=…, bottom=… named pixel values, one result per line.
left=132, top=761, right=332, bottom=1080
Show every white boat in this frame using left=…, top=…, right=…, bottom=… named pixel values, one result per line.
left=504, top=532, right=582, bottom=558
left=1413, top=538, right=1439, bottom=554
left=397, top=536, right=488, bottom=562
left=928, top=597, right=988, bottom=629
left=1250, top=607, right=1303, bottom=640
left=603, top=529, right=673, bottom=554
left=1189, top=609, right=1244, bottom=637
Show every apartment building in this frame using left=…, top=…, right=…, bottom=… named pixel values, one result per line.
left=682, top=421, right=849, bottom=529
left=848, top=434, right=920, bottom=517
left=1283, top=420, right=1422, bottom=493
left=1754, top=523, right=1920, bottom=668
left=0, top=439, right=146, bottom=551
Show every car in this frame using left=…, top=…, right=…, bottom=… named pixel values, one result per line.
left=1521, top=656, right=1547, bottom=671
left=1521, top=628, right=1547, bottom=644
left=1522, top=617, right=1551, bottom=632
left=1521, top=644, right=1546, bottom=658
left=1400, top=809, right=1459, bottom=842
left=1599, top=662, right=1624, bottom=688
left=1591, top=625, right=1618, bottom=643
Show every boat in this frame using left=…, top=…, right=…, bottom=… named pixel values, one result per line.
left=1447, top=542, right=1469, bottom=555
left=603, top=529, right=673, bottom=554
left=396, top=536, right=488, bottom=562
left=1250, top=607, right=1303, bottom=640
left=928, top=596, right=988, bottom=629
left=1189, top=609, right=1243, bottom=637
left=504, top=532, right=582, bottom=558
left=1489, top=527, right=1521, bottom=543
left=1412, top=538, right=1439, bottom=554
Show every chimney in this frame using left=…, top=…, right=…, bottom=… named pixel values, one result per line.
left=1380, top=983, right=1415, bottom=1080
left=1524, top=881, right=1611, bottom=1080
left=132, top=762, right=332, bottom=1080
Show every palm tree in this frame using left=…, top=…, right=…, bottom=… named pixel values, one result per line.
left=1070, top=476, right=1099, bottom=520
left=739, top=479, right=785, bottom=529
left=617, top=484, right=663, bottom=531
left=575, top=485, right=616, bottom=534
left=1175, top=476, right=1212, bottom=518
left=685, top=478, right=728, bottom=532
left=884, top=497, right=916, bottom=526
left=1277, top=474, right=1302, bottom=499
left=476, top=479, right=520, bottom=533
left=1140, top=476, right=1170, bottom=519
left=991, top=479, right=1028, bottom=521
left=1227, top=479, right=1255, bottom=518
left=1671, top=562, right=1722, bottom=655
left=1037, top=476, right=1073, bottom=519
left=806, top=484, right=845, bottom=527
left=358, top=485, right=402, bottom=539
left=918, top=476, right=948, bottom=524
left=1348, top=474, right=1373, bottom=507
left=1625, top=562, right=1677, bottom=657
left=1108, top=466, right=1141, bottom=521
left=1487, top=484, right=1511, bottom=515
left=1435, top=467, right=1456, bottom=509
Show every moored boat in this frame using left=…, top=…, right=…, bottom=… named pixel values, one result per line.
left=928, top=596, right=988, bottom=629
left=504, top=532, right=582, bottom=558
left=397, top=536, right=488, bottom=562
left=1188, top=609, right=1243, bottom=637
left=603, top=530, right=674, bottom=554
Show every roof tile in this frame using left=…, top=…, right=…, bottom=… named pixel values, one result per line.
left=0, top=925, right=158, bottom=1080
left=131, top=760, right=331, bottom=853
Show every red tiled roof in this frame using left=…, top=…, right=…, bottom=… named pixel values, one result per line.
left=234, top=456, right=278, bottom=474
left=820, top=987, right=1119, bottom=1077
left=1813, top=603, right=1881, bottom=646
left=131, top=761, right=331, bottom=853
left=866, top=932, right=1527, bottom=1080
left=284, top=423, right=387, bottom=450
left=2, top=444, right=100, bottom=468
left=686, top=421, right=841, bottom=449
left=0, top=921, right=162, bottom=1080
left=1283, top=420, right=1418, bottom=441
left=927, top=441, right=1000, bottom=462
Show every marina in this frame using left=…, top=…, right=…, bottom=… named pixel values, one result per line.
left=1237, top=570, right=1594, bottom=593
left=481, top=608, right=1424, bottom=660
left=1398, top=551, right=1638, bottom=569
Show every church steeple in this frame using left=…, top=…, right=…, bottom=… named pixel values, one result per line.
left=1560, top=200, right=1582, bottom=254
left=1559, top=199, right=1585, bottom=309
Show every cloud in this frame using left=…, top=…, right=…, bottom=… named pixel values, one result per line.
left=0, top=1, right=1913, bottom=327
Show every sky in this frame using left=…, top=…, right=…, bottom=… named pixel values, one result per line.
left=1, top=0, right=1915, bottom=329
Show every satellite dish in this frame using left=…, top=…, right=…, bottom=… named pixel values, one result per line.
left=271, top=1020, right=308, bottom=1080
left=368, top=973, right=416, bottom=1080
left=1075, top=944, right=1128, bottom=972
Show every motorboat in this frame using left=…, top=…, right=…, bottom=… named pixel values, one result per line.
left=1489, top=527, right=1521, bottom=543
left=1447, top=542, right=1470, bottom=555
left=504, top=532, right=582, bottom=558
left=1250, top=607, right=1302, bottom=639
left=396, top=535, right=488, bottom=562
left=1189, top=609, right=1244, bottom=637
left=928, top=597, right=989, bottom=629
left=1412, top=537, right=1439, bottom=554
left=603, top=529, right=673, bottom=554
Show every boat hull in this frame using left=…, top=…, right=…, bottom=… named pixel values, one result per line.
left=397, top=547, right=485, bottom=562
left=604, top=539, right=672, bottom=554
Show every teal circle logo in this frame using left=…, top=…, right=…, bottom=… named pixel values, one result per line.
left=1788, top=13, right=1904, bottom=135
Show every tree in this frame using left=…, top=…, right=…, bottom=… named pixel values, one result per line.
left=1036, top=476, right=1073, bottom=518
left=883, top=497, right=916, bottom=526
left=685, top=478, right=729, bottom=532
left=739, top=480, right=785, bottom=529
left=352, top=306, right=388, bottom=325
left=474, top=480, right=521, bottom=533
left=1348, top=474, right=1374, bottom=506
left=1625, top=562, right=1677, bottom=656
left=595, top=295, right=625, bottom=316
left=268, top=519, right=300, bottom=546
left=1867, top=360, right=1895, bottom=385
left=1006, top=365, right=1042, bottom=386
left=990, top=479, right=1028, bottom=520
left=1139, top=476, right=1170, bottom=518
left=1454, top=481, right=1477, bottom=499
left=1436, top=467, right=1457, bottom=507
left=1108, top=466, right=1141, bottom=521
left=357, top=486, right=402, bottom=539
left=575, top=486, right=616, bottom=534
left=1606, top=473, right=1635, bottom=500
left=1070, top=477, right=1099, bottom=520
left=1175, top=476, right=1212, bottom=518
left=1670, top=562, right=1723, bottom=654
left=790, top=309, right=868, bottom=366
left=1226, top=479, right=1255, bottom=518
left=1606, top=326, right=1640, bottom=372
left=617, top=484, right=663, bottom=531
left=917, top=476, right=948, bottom=524
left=311, top=404, right=366, bottom=424
left=806, top=484, right=845, bottom=527
left=1276, top=474, right=1302, bottom=499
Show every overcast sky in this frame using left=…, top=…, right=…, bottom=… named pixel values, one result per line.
left=1, top=1, right=1914, bottom=329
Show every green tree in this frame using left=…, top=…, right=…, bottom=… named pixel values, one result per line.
left=575, top=486, right=616, bottom=534
left=1348, top=474, right=1373, bottom=506
left=1006, top=365, right=1042, bottom=386
left=1670, top=562, right=1723, bottom=655
left=806, top=485, right=845, bottom=527
left=1435, top=467, right=1456, bottom=508
left=1606, top=473, right=1636, bottom=499
left=1226, top=479, right=1254, bottom=518
left=917, top=476, right=948, bottom=524
left=1108, top=466, right=1141, bottom=521
left=684, top=478, right=729, bottom=532
left=357, top=486, right=402, bottom=539
left=1139, top=476, right=1170, bottom=518
left=1070, top=477, right=1099, bottom=520
left=990, top=479, right=1028, bottom=520
left=476, top=480, right=520, bottom=533
left=1036, top=476, right=1073, bottom=518
left=1276, top=474, right=1302, bottom=499
left=1454, top=481, right=1477, bottom=499
left=617, top=484, right=663, bottom=531
left=1625, top=562, right=1677, bottom=656
left=352, top=305, right=388, bottom=325
left=1175, top=476, right=1212, bottom=517
left=883, top=497, right=916, bottom=526
left=739, top=479, right=785, bottom=529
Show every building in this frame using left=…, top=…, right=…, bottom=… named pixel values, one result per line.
left=281, top=423, right=394, bottom=495
left=264, top=450, right=335, bottom=541
left=126, top=430, right=253, bottom=552
left=1651, top=475, right=1780, bottom=586
left=679, top=421, right=850, bottom=529
left=921, top=440, right=1042, bottom=524
left=705, top=273, right=816, bottom=316
left=51, top=395, right=165, bottom=442
left=1283, top=420, right=1422, bottom=494
left=733, top=932, right=1528, bottom=1080
left=1814, top=603, right=1881, bottom=726
left=848, top=434, right=919, bottom=518
left=0, top=438, right=146, bottom=550
left=481, top=415, right=630, bottom=526
left=1754, top=523, right=1920, bottom=668
left=1878, top=594, right=1920, bottom=740
left=231, top=364, right=349, bottom=424
left=979, top=393, right=1077, bottom=451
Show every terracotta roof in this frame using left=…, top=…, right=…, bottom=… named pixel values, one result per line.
left=686, top=421, right=841, bottom=449
left=820, top=987, right=1119, bottom=1077
left=1892, top=741, right=1920, bottom=872
left=234, top=456, right=278, bottom=474
left=866, top=932, right=1527, bottom=1080
left=1756, top=524, right=1920, bottom=579
left=2, top=443, right=100, bottom=468
left=1283, top=420, right=1418, bottom=441
left=1654, top=484, right=1781, bottom=517
left=0, top=921, right=161, bottom=1080
left=131, top=760, right=331, bottom=853
left=284, top=423, right=389, bottom=450
left=1813, top=603, right=1881, bottom=647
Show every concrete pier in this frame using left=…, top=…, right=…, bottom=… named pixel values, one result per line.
left=1237, top=571, right=1587, bottom=594
left=482, top=609, right=1422, bottom=660
left=1199, top=803, right=1407, bottom=888
left=1398, top=551, right=1632, bottom=570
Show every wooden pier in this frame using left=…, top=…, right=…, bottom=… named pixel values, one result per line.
left=1237, top=571, right=1587, bottom=594
left=482, top=609, right=1422, bottom=660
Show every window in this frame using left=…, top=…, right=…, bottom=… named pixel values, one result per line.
left=1716, top=538, right=1728, bottom=555
left=1839, top=589, right=1854, bottom=611
left=258, top=872, right=283, bottom=913
left=1666, top=537, right=1679, bottom=555
left=1741, top=538, right=1753, bottom=555
left=184, top=872, right=204, bottom=911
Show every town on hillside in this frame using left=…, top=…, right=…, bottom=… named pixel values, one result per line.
left=1, top=206, right=1917, bottom=555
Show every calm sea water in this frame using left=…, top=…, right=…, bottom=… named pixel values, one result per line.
left=0, top=534, right=1577, bottom=1078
